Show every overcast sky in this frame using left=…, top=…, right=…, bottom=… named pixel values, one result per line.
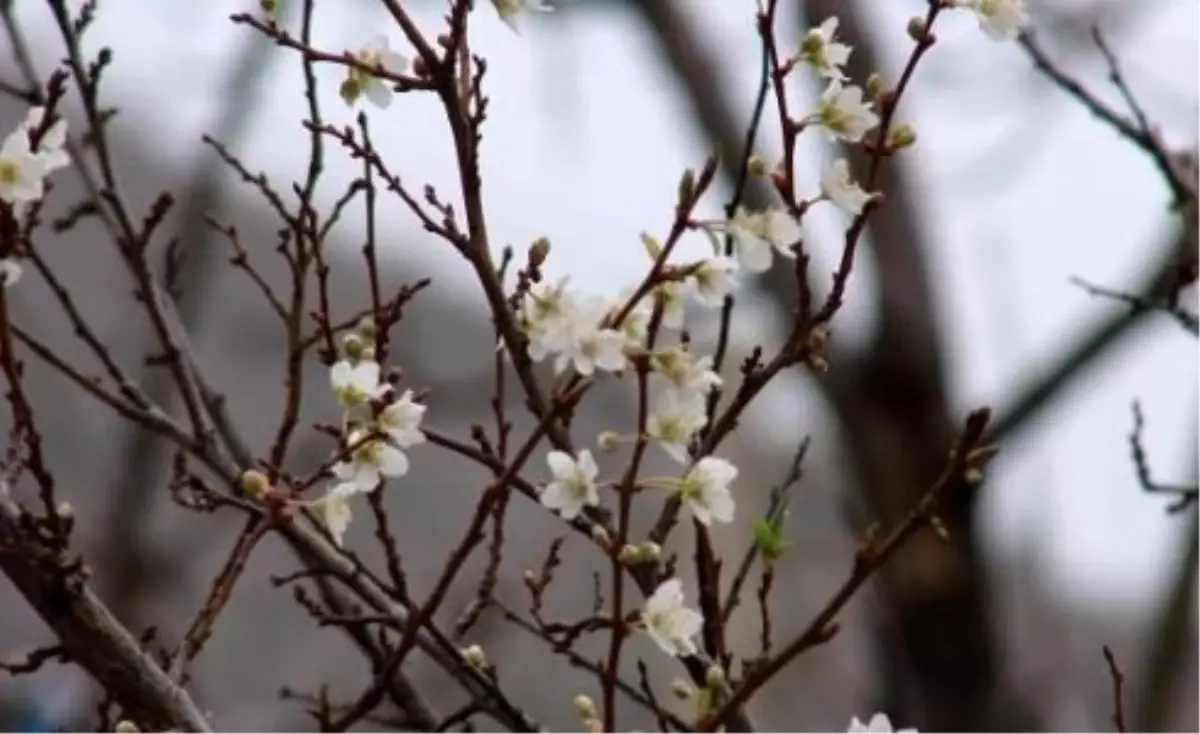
left=12, top=0, right=1198, bottom=620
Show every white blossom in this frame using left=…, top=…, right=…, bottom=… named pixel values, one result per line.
left=0, top=126, right=47, bottom=205
left=820, top=159, right=873, bottom=216
left=0, top=258, right=21, bottom=288
left=555, top=296, right=628, bottom=376
left=333, top=430, right=409, bottom=491
left=677, top=456, right=737, bottom=526
left=848, top=713, right=917, bottom=733
left=816, top=81, right=879, bottom=143
left=725, top=207, right=801, bottom=274
left=315, top=481, right=364, bottom=547
left=345, top=36, right=408, bottom=110
left=520, top=277, right=575, bottom=361
left=966, top=0, right=1029, bottom=41
left=491, top=0, right=553, bottom=34
left=640, top=578, right=703, bottom=657
left=690, top=255, right=738, bottom=307
left=331, top=359, right=382, bottom=409
left=646, top=391, right=708, bottom=464
left=798, top=17, right=853, bottom=81
left=650, top=346, right=721, bottom=406
left=379, top=389, right=426, bottom=448
left=541, top=449, right=600, bottom=520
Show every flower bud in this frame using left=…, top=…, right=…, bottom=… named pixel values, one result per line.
left=887, top=124, right=918, bottom=150
left=529, top=237, right=551, bottom=269
left=573, top=694, right=597, bottom=720
left=866, top=72, right=887, bottom=100
left=355, top=316, right=377, bottom=341
left=906, top=17, right=928, bottom=42
left=114, top=721, right=140, bottom=734
left=705, top=664, right=727, bottom=689
left=596, top=431, right=619, bottom=453
left=639, top=541, right=662, bottom=562
left=342, top=332, right=366, bottom=361
left=617, top=544, right=641, bottom=567
left=677, top=168, right=696, bottom=205
left=461, top=644, right=488, bottom=670
left=240, top=469, right=271, bottom=499
left=746, top=154, right=768, bottom=178
left=590, top=525, right=611, bottom=549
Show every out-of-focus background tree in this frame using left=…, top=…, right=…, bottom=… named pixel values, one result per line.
left=0, top=0, right=1195, bottom=731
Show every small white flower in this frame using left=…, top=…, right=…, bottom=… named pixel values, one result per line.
left=817, top=81, right=879, bottom=143
left=315, top=482, right=365, bottom=547
left=798, top=17, right=853, bottom=81
left=555, top=296, right=628, bottom=376
left=0, top=258, right=22, bottom=288
left=650, top=346, right=721, bottom=406
left=726, top=207, right=801, bottom=274
left=820, top=159, right=873, bottom=216
left=967, top=0, right=1029, bottom=41
left=331, top=359, right=381, bottom=409
left=345, top=36, right=408, bottom=110
left=0, top=127, right=47, bottom=205
left=379, top=389, right=426, bottom=448
left=690, top=256, right=737, bottom=307
left=646, top=391, right=708, bottom=464
left=333, top=430, right=409, bottom=491
left=542, top=449, right=600, bottom=520
left=848, top=713, right=917, bottom=733
left=491, top=0, right=553, bottom=34
left=520, top=277, right=575, bottom=361
left=677, top=456, right=737, bottom=526
left=640, top=578, right=703, bottom=657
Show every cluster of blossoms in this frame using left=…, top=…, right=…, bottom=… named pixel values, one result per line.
left=318, top=0, right=1029, bottom=671
left=314, top=329, right=427, bottom=546
left=522, top=268, right=740, bottom=528
left=0, top=106, right=71, bottom=287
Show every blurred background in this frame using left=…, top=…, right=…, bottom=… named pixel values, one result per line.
left=0, top=0, right=1196, bottom=731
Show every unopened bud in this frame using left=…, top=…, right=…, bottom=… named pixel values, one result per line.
left=617, top=544, right=641, bottom=566
left=342, top=332, right=366, bottom=361
left=866, top=72, right=887, bottom=100
left=590, top=525, right=611, bottom=549
left=705, top=664, right=727, bottom=689
left=114, top=721, right=140, bottom=734
left=597, top=431, right=619, bottom=453
left=529, top=237, right=551, bottom=268
left=260, top=0, right=278, bottom=17
left=355, top=316, right=377, bottom=341
left=339, top=77, right=362, bottom=106
left=56, top=500, right=74, bottom=520
left=677, top=168, right=696, bottom=205
left=240, top=469, right=271, bottom=499
left=573, top=694, right=597, bottom=720
left=906, top=17, right=928, bottom=42
left=461, top=644, right=488, bottom=670
left=746, top=154, right=768, bottom=178
left=639, top=541, right=662, bottom=562
left=887, top=124, right=918, bottom=150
